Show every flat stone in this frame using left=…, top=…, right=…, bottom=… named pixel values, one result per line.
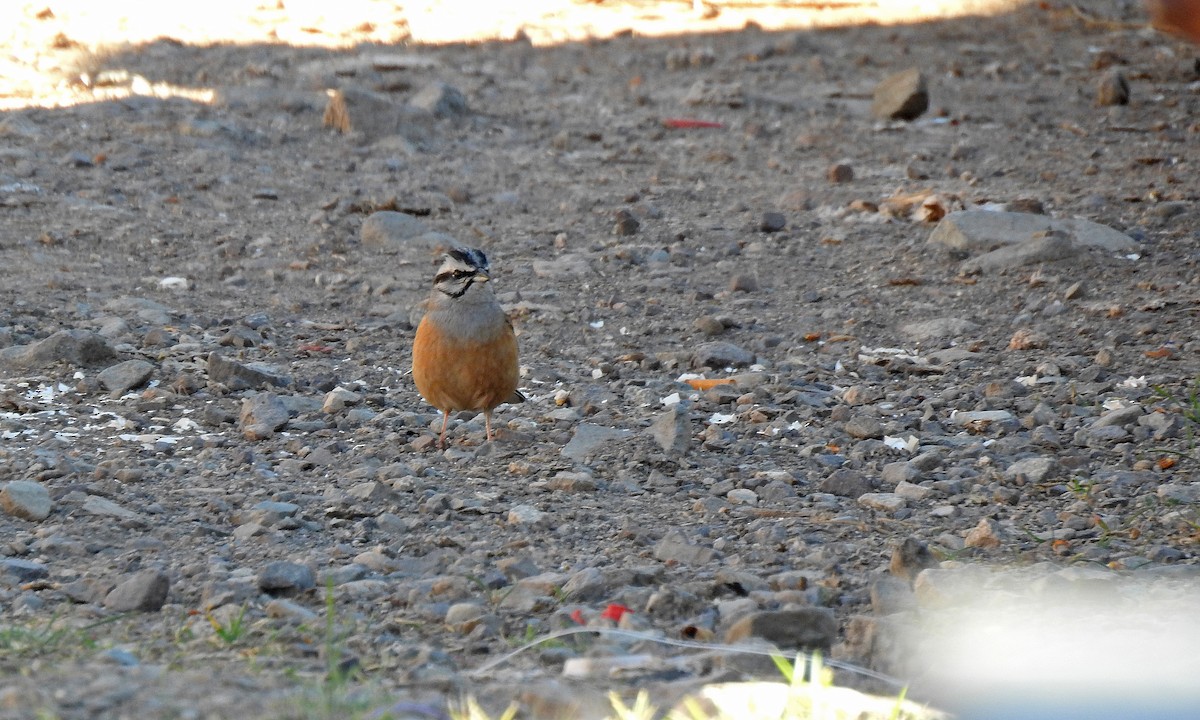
left=258, top=561, right=315, bottom=594
left=929, top=210, right=1135, bottom=254
left=1005, top=457, right=1059, bottom=483
left=900, top=317, right=980, bottom=341
left=845, top=415, right=884, bottom=440
left=561, top=423, right=634, bottom=462
left=104, top=569, right=170, bottom=612
left=960, top=231, right=1076, bottom=274
left=858, top=492, right=906, bottom=513
left=81, top=495, right=145, bottom=525
left=654, top=531, right=716, bottom=565
left=97, top=359, right=154, bottom=396
left=871, top=67, right=928, bottom=120
left=723, top=608, right=837, bottom=651
left=207, top=352, right=291, bottom=391
left=1, top=481, right=52, bottom=521
left=952, top=410, right=1014, bottom=425
left=1093, top=403, right=1144, bottom=428
left=265, top=598, right=318, bottom=623
left=691, top=341, right=754, bottom=369
left=0, top=329, right=116, bottom=369
left=894, top=480, right=933, bottom=501
left=0, top=558, right=49, bottom=583
left=818, top=469, right=875, bottom=497
left=359, top=211, right=430, bottom=249
left=507, top=504, right=548, bottom=526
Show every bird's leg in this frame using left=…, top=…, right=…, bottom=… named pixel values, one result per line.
left=438, top=410, right=450, bottom=449
left=484, top=411, right=494, bottom=443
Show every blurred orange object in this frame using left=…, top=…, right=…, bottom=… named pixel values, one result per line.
left=1146, top=0, right=1200, bottom=42
left=685, top=378, right=735, bottom=390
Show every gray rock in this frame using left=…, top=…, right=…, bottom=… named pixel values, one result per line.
left=929, top=210, right=1135, bottom=254
left=561, top=423, right=634, bottom=461
left=960, top=231, right=1076, bottom=273
left=1006, top=457, right=1059, bottom=483
left=239, top=393, right=291, bottom=440
left=1093, top=403, right=1144, bottom=428
left=881, top=461, right=920, bottom=485
left=844, top=415, right=883, bottom=440
left=1, top=559, right=49, bottom=583
left=0, top=329, right=115, bottom=368
left=647, top=404, right=692, bottom=453
left=654, top=531, right=716, bottom=565
left=561, top=567, right=608, bottom=602
left=900, top=317, right=980, bottom=341
left=818, top=469, right=875, bottom=497
left=410, top=81, right=468, bottom=117
left=691, top=341, right=754, bottom=369
left=1156, top=483, right=1200, bottom=504
left=724, top=608, right=837, bottom=651
left=1, top=481, right=52, bottom=521
left=207, top=352, right=291, bottom=391
left=952, top=410, right=1014, bottom=424
left=894, top=481, right=933, bottom=501
left=265, top=598, right=318, bottom=623
left=258, top=561, right=315, bottom=594
left=760, top=211, right=786, bottom=232
left=858, top=492, right=906, bottom=513
left=97, top=359, right=154, bottom=396
left=82, top=495, right=145, bottom=525
left=322, top=86, right=437, bottom=146
left=532, top=254, right=591, bottom=277
left=359, top=211, right=430, bottom=249
left=507, top=504, right=548, bottom=526
left=871, top=68, right=928, bottom=120
left=104, top=569, right=170, bottom=612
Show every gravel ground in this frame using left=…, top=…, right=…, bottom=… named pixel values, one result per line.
left=2, top=1, right=1200, bottom=718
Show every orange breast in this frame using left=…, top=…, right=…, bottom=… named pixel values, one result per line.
left=412, top=315, right=519, bottom=413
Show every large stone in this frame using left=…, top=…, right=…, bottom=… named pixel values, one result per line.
left=322, top=86, right=437, bottom=146
left=654, top=531, right=716, bottom=565
left=104, top=569, right=170, bottom=612
left=900, top=317, right=980, bottom=341
left=0, top=481, right=52, bottom=521
left=818, top=468, right=876, bottom=498
left=258, top=561, right=315, bottom=594
left=0, top=559, right=49, bottom=584
left=239, top=393, right=291, bottom=440
left=871, top=68, right=928, bottom=120
left=930, top=210, right=1136, bottom=255
left=410, top=81, right=468, bottom=117
left=723, top=608, right=837, bottom=651
left=960, top=231, right=1076, bottom=274
left=561, top=423, right=634, bottom=462
left=207, top=352, right=290, bottom=391
left=691, top=341, right=754, bottom=370
left=0, top=329, right=115, bottom=369
left=647, top=404, right=692, bottom=453
left=97, top=359, right=154, bottom=396
left=359, top=211, right=430, bottom=249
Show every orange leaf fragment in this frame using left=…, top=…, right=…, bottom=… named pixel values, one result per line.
left=803, top=332, right=822, bottom=341
left=1158, top=456, right=1177, bottom=470
left=1051, top=538, right=1071, bottom=554
left=686, top=378, right=736, bottom=391
left=1145, top=347, right=1174, bottom=359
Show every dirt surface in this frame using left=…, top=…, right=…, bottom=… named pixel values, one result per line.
left=2, top=1, right=1200, bottom=718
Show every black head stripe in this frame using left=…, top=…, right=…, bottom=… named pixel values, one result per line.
left=445, top=246, right=489, bottom=272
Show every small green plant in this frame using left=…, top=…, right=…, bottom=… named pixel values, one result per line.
left=206, top=604, right=249, bottom=645
left=0, top=611, right=119, bottom=658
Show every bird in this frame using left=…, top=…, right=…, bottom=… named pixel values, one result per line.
left=412, top=245, right=523, bottom=448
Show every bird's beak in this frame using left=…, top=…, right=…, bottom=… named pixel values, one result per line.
left=474, top=270, right=491, bottom=282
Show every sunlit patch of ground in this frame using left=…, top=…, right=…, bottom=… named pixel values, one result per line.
left=1, top=0, right=1028, bottom=109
